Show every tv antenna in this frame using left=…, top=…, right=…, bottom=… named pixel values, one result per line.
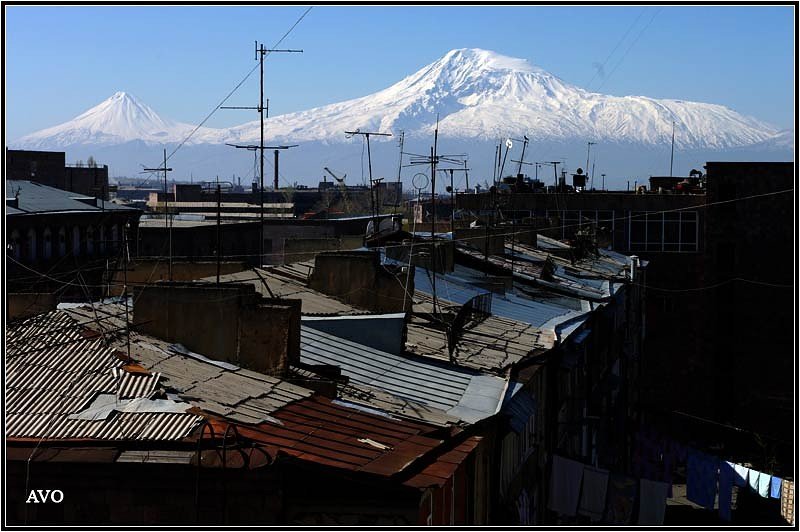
left=142, top=148, right=173, bottom=280
left=510, top=135, right=530, bottom=175
left=345, top=129, right=392, bottom=226
left=586, top=141, right=596, bottom=185
left=221, top=41, right=302, bottom=266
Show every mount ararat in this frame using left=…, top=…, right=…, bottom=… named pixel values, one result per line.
left=12, top=49, right=792, bottom=187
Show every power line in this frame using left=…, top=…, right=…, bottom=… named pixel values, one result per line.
left=586, top=7, right=647, bottom=90
left=597, top=8, right=662, bottom=92
left=136, top=6, right=313, bottom=185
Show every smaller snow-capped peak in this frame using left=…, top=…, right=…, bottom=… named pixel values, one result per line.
left=67, top=91, right=178, bottom=136
left=14, top=91, right=227, bottom=148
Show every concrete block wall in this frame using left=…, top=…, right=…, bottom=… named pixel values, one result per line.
left=309, top=251, right=412, bottom=313
left=133, top=283, right=300, bottom=375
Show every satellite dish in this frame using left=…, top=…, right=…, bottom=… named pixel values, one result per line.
left=505, top=138, right=513, bottom=150
left=412, top=172, right=429, bottom=190
left=576, top=168, right=584, bottom=175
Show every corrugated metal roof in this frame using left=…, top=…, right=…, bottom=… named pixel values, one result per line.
left=5, top=311, right=202, bottom=442
left=63, top=303, right=314, bottom=423
left=410, top=265, right=588, bottom=330
left=6, top=180, right=138, bottom=215
left=300, top=326, right=509, bottom=424
left=403, top=436, right=483, bottom=489
left=221, top=395, right=446, bottom=477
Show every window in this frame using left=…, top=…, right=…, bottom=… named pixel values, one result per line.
left=73, top=227, right=81, bottom=256
left=629, top=210, right=698, bottom=253
left=10, top=230, right=21, bottom=260
left=43, top=228, right=52, bottom=260
left=26, top=228, right=37, bottom=262
left=546, top=209, right=616, bottom=241
left=58, top=227, right=66, bottom=257
left=86, top=227, right=95, bottom=255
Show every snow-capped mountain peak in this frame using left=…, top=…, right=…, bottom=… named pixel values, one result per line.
left=13, top=48, right=785, bottom=153
left=15, top=91, right=226, bottom=148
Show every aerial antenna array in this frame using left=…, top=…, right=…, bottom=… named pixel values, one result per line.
left=221, top=41, right=302, bottom=266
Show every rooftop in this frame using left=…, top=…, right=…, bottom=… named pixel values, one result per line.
left=6, top=180, right=138, bottom=215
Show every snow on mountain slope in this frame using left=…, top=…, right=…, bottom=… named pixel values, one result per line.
left=13, top=49, right=783, bottom=151
left=231, top=48, right=778, bottom=149
left=14, top=91, right=227, bottom=148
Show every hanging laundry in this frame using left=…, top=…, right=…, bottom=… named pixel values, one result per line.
left=686, top=449, right=718, bottom=510
left=603, top=473, right=638, bottom=525
left=756, top=471, right=771, bottom=498
left=516, top=488, right=531, bottom=525
left=770, top=476, right=782, bottom=499
left=732, top=462, right=750, bottom=487
left=748, top=467, right=760, bottom=492
left=780, top=480, right=794, bottom=526
left=718, top=461, right=735, bottom=521
left=638, top=478, right=669, bottom=525
left=547, top=455, right=584, bottom=517
left=578, top=466, right=610, bottom=521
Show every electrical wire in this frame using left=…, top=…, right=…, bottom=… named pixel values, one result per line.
left=586, top=7, right=647, bottom=90
left=137, top=6, right=314, bottom=186
left=597, top=8, right=662, bottom=92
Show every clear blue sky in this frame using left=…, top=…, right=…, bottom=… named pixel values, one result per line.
left=5, top=5, right=795, bottom=140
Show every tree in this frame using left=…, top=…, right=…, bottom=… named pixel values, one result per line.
left=87, top=156, right=97, bottom=168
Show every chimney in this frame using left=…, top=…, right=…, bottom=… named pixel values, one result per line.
left=133, top=282, right=302, bottom=376
left=309, top=251, right=413, bottom=313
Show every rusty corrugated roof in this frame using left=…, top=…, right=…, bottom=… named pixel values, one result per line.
left=218, top=395, right=446, bottom=477
left=402, top=436, right=483, bottom=489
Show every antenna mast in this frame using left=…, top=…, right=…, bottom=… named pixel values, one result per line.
left=670, top=120, right=675, bottom=177
left=222, top=41, right=302, bottom=266
left=143, top=149, right=173, bottom=280
left=345, top=129, right=392, bottom=228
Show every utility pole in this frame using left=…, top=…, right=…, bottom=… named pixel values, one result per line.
left=216, top=183, right=222, bottom=284
left=123, top=223, right=131, bottom=364
left=406, top=121, right=466, bottom=316
left=393, top=131, right=404, bottom=214
left=438, top=167, right=470, bottom=231
left=601, top=173, right=606, bottom=191
left=345, top=129, right=392, bottom=227
left=227, top=142, right=297, bottom=264
left=586, top=141, right=596, bottom=183
left=222, top=41, right=302, bottom=267
left=143, top=149, right=173, bottom=280
left=669, top=120, right=675, bottom=177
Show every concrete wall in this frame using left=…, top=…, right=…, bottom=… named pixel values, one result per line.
left=453, top=228, right=507, bottom=256
left=283, top=236, right=364, bottom=265
left=308, top=251, right=412, bottom=313
left=5, top=149, right=66, bottom=186
left=7, top=293, right=57, bottom=321
left=110, top=260, right=249, bottom=295
left=65, top=165, right=109, bottom=199
left=385, top=240, right=453, bottom=273
left=132, top=283, right=299, bottom=374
